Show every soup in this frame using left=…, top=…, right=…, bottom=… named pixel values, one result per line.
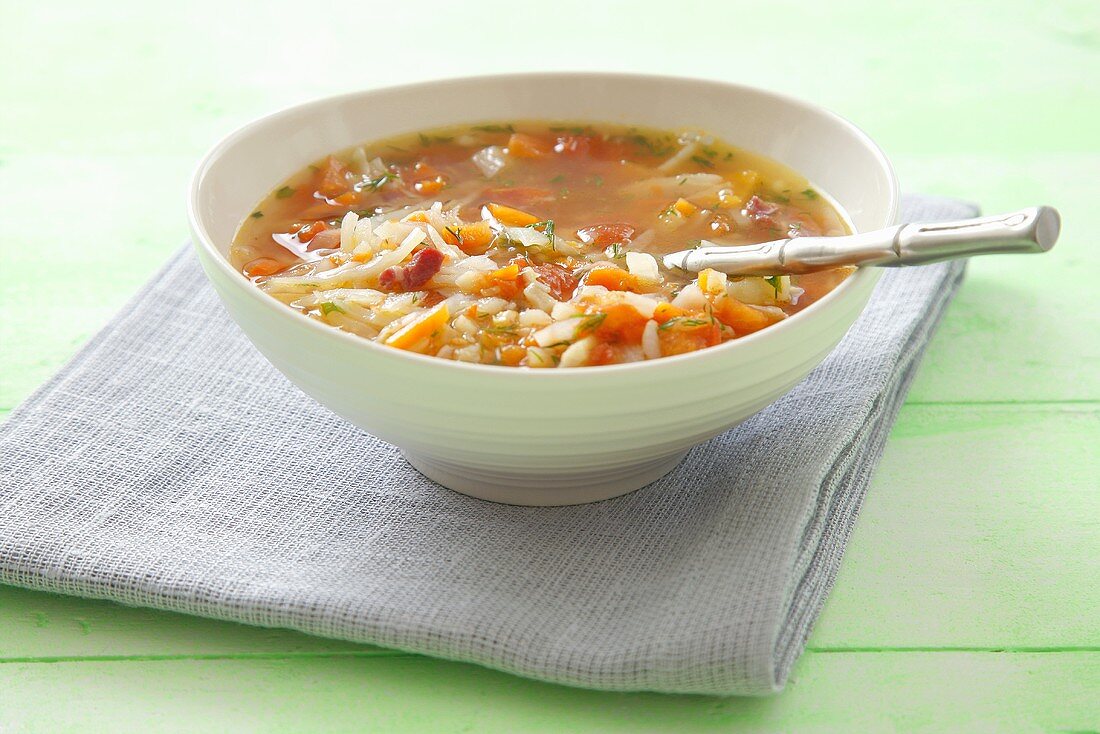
left=231, top=122, right=851, bottom=367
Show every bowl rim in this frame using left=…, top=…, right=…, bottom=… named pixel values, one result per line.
left=188, top=71, right=899, bottom=378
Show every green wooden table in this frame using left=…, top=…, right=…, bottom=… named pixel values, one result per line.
left=2, top=1, right=1097, bottom=730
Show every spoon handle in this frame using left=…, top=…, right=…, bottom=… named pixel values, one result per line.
left=664, top=206, right=1061, bottom=276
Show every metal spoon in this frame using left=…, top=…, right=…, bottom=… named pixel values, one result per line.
left=662, top=206, right=1060, bottom=276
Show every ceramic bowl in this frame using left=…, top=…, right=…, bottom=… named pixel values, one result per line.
left=188, top=73, right=898, bottom=505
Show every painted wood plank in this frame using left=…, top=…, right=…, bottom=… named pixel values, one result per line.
left=0, top=651, right=1097, bottom=733
left=2, top=404, right=1095, bottom=660
left=814, top=403, right=1100, bottom=648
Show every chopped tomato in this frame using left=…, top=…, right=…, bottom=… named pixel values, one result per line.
left=316, top=156, right=351, bottom=198
left=332, top=191, right=358, bottom=206
left=531, top=263, right=578, bottom=301
left=479, top=186, right=554, bottom=208
left=506, top=133, right=552, bottom=158
left=657, top=318, right=723, bottom=356
left=306, top=228, right=341, bottom=251
left=576, top=223, right=636, bottom=246
left=419, top=290, right=446, bottom=308
left=554, top=135, right=594, bottom=156
left=589, top=342, right=616, bottom=366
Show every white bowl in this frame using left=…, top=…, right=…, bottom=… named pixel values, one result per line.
left=188, top=73, right=898, bottom=506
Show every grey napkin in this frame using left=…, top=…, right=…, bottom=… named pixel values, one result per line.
left=0, top=195, right=973, bottom=696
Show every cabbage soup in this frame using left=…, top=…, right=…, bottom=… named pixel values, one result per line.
left=231, top=122, right=852, bottom=367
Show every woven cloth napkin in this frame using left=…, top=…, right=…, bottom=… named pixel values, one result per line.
left=0, top=195, right=972, bottom=696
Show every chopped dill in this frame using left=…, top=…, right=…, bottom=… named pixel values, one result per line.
left=276, top=186, right=295, bottom=199
left=473, top=124, right=515, bottom=133
left=527, top=219, right=556, bottom=241
left=250, top=210, right=264, bottom=219
left=690, top=155, right=715, bottom=169
left=549, top=174, right=566, bottom=184
left=418, top=133, right=453, bottom=146
left=659, top=317, right=710, bottom=331
left=591, top=174, right=604, bottom=187
left=765, top=276, right=782, bottom=295
left=576, top=312, right=608, bottom=334
left=801, top=188, right=818, bottom=200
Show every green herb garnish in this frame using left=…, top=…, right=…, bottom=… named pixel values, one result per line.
left=690, top=155, right=715, bottom=169
left=659, top=317, right=710, bottom=331
left=473, top=124, right=515, bottom=133
left=276, top=186, right=295, bottom=199
left=576, top=312, right=607, bottom=335
left=702, top=147, right=718, bottom=158
left=801, top=188, right=818, bottom=200
left=549, top=125, right=587, bottom=134
left=527, top=219, right=556, bottom=242
left=765, top=276, right=782, bottom=295
left=549, top=174, right=565, bottom=184
left=591, top=174, right=604, bottom=188
left=418, top=133, right=453, bottom=146
left=319, top=302, right=345, bottom=315
left=250, top=211, right=264, bottom=219
left=363, top=172, right=395, bottom=192
left=445, top=226, right=462, bottom=243
left=629, top=134, right=674, bottom=157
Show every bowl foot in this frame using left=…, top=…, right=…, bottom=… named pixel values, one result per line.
left=401, top=449, right=690, bottom=506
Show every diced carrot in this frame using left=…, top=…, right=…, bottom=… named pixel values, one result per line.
left=490, top=263, right=521, bottom=281
left=405, top=211, right=430, bottom=223
left=456, top=220, right=495, bottom=254
left=351, top=250, right=373, bottom=262
left=652, top=302, right=686, bottom=324
left=506, top=133, right=552, bottom=158
left=332, top=192, right=358, bottom=206
left=414, top=177, right=446, bottom=196
left=486, top=202, right=541, bottom=227
left=384, top=302, right=450, bottom=351
left=243, top=257, right=285, bottom=277
left=672, top=198, right=699, bottom=217
left=294, top=221, right=328, bottom=243
left=595, top=304, right=649, bottom=343
left=584, top=267, right=654, bottom=293
left=712, top=295, right=784, bottom=335
left=717, top=189, right=743, bottom=210
left=500, top=345, right=527, bottom=366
